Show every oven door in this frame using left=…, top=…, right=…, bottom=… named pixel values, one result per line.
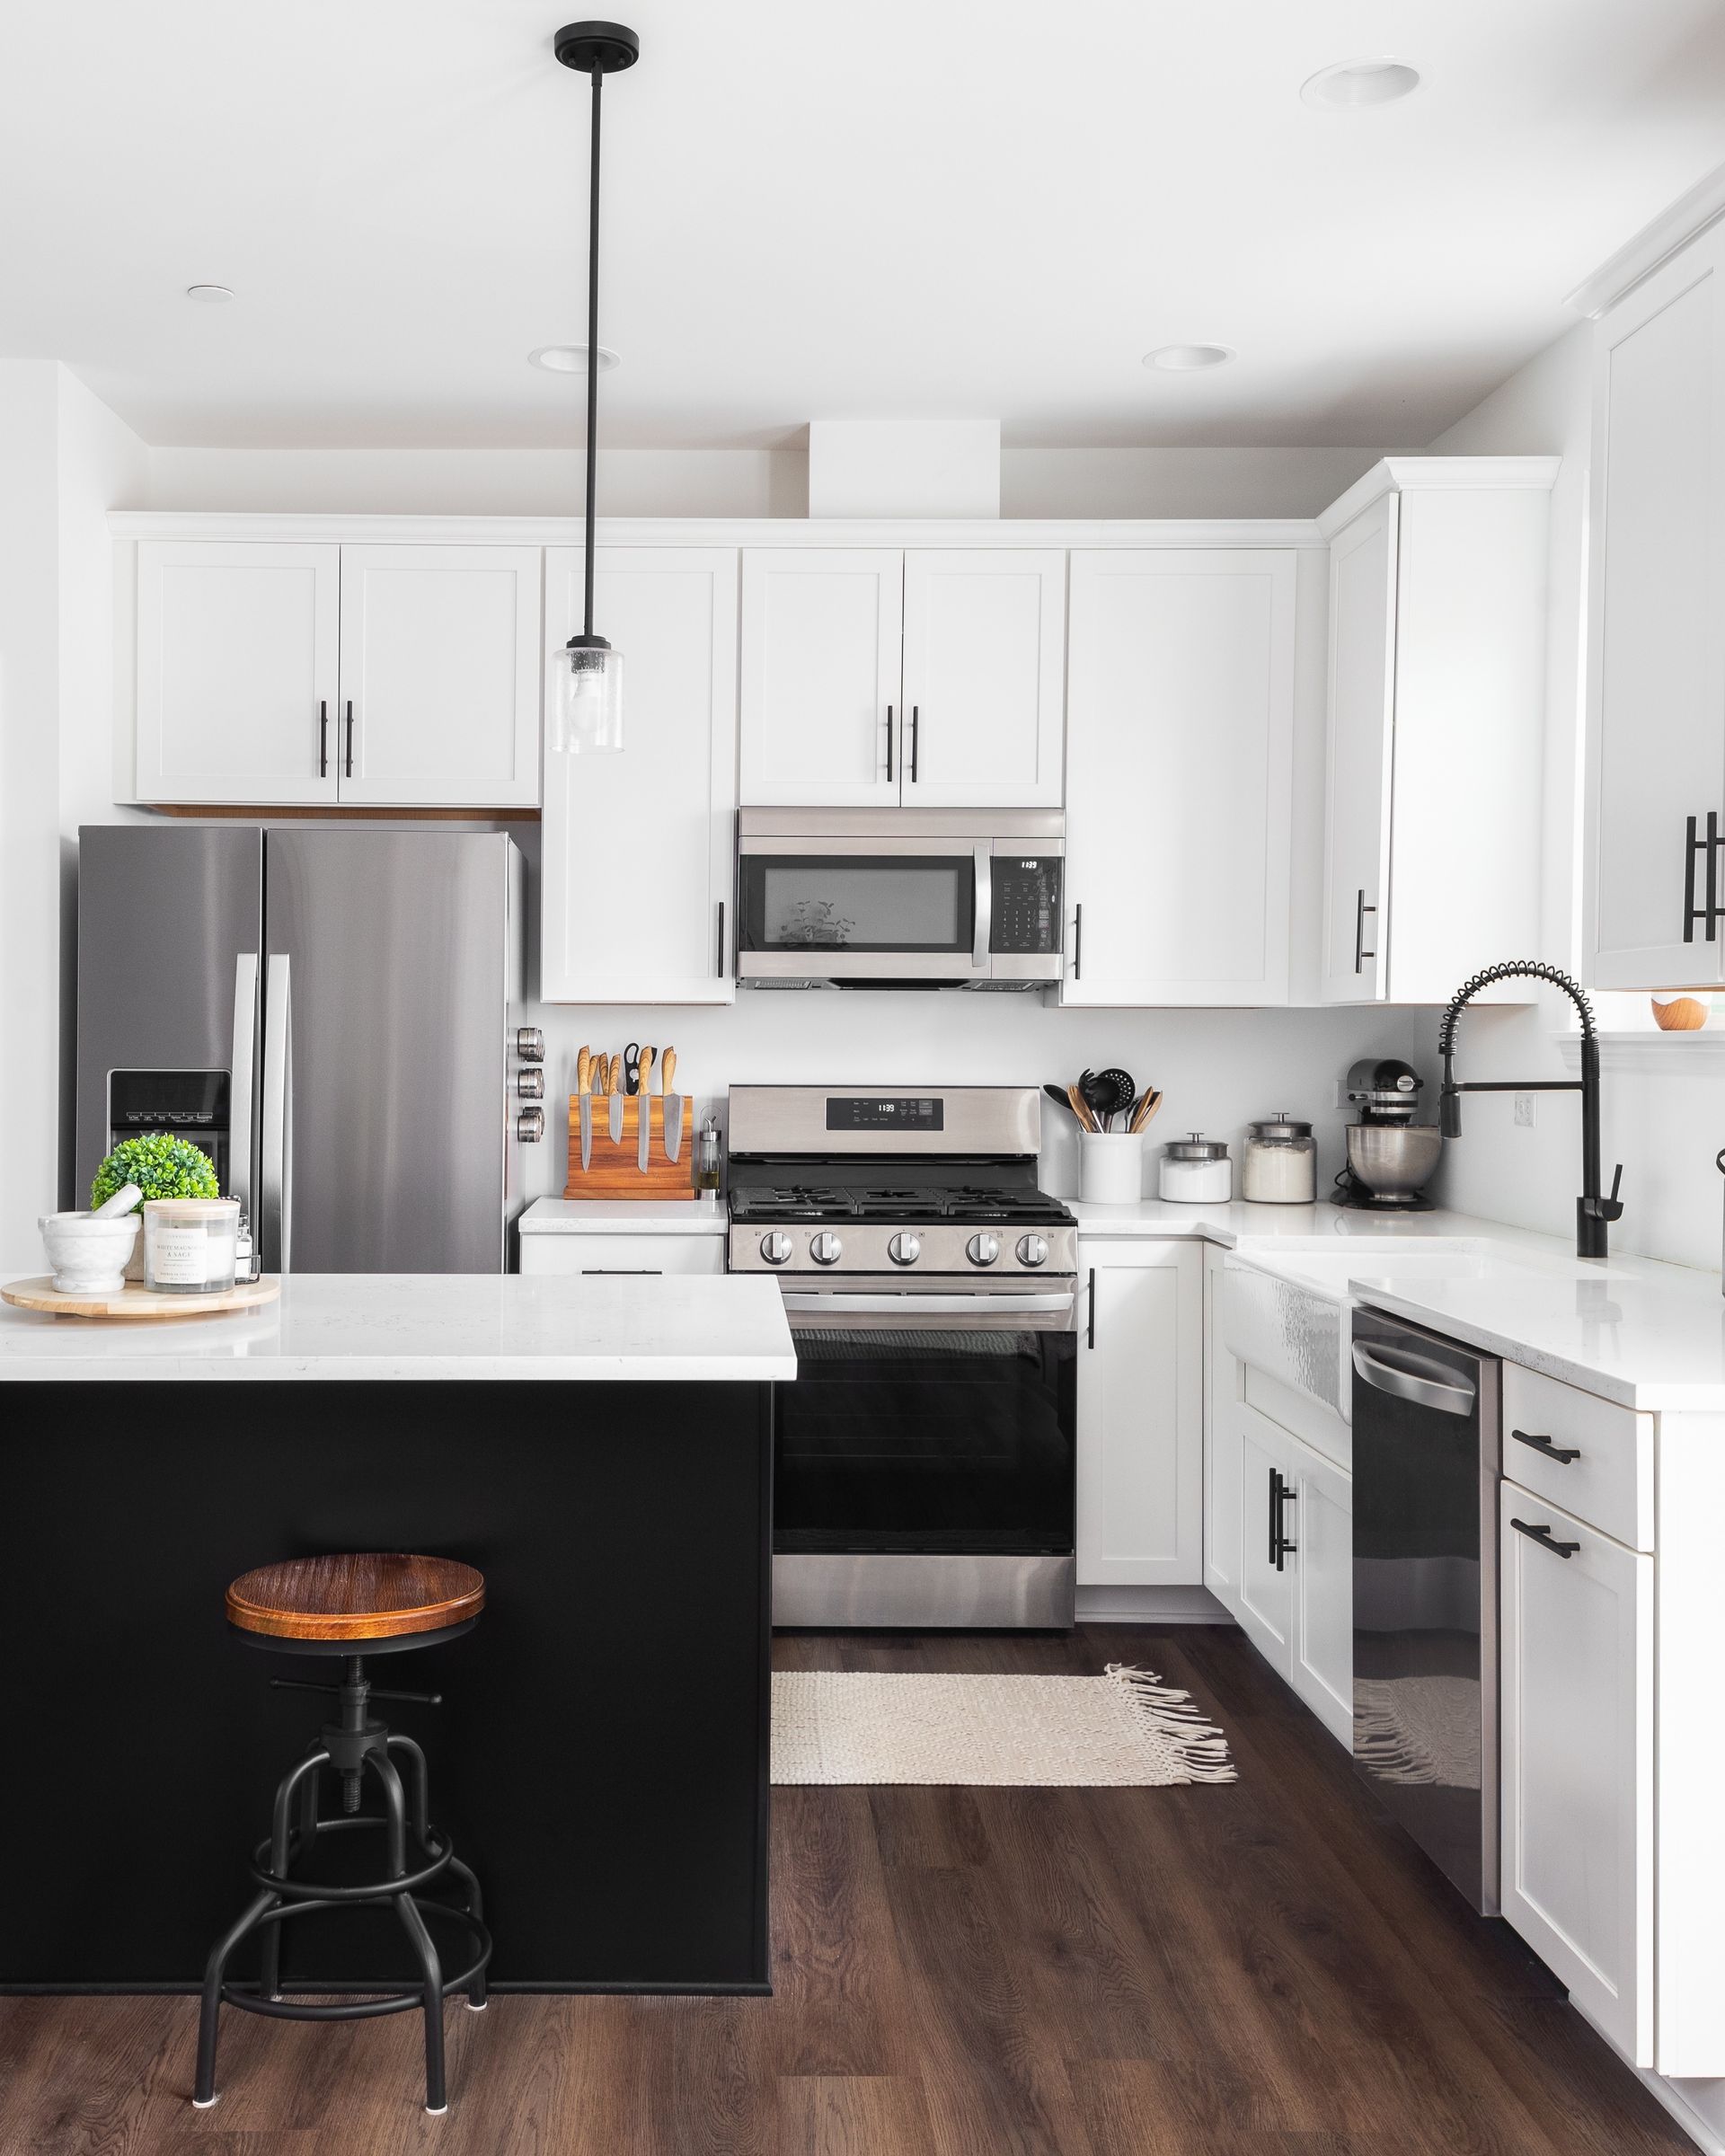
left=738, top=836, right=991, bottom=984
left=772, top=1282, right=1077, bottom=1628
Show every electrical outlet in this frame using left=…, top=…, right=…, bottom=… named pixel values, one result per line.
left=1514, top=1093, right=1536, bottom=1128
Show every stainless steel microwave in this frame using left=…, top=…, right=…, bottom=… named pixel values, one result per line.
left=736, top=809, right=1064, bottom=989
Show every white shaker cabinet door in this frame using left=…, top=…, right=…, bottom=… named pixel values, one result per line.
left=1062, top=550, right=1295, bottom=1006
left=541, top=546, right=739, bottom=1003
left=1286, top=1434, right=1353, bottom=1749
left=739, top=550, right=903, bottom=806
left=1587, top=222, right=1725, bottom=990
left=1203, top=1245, right=1246, bottom=1621
left=336, top=545, right=542, bottom=807
left=136, top=541, right=340, bottom=805
left=1499, top=1487, right=1653, bottom=2066
left=1318, top=496, right=1397, bottom=1003
left=1075, top=1241, right=1202, bottom=1587
left=899, top=550, right=1065, bottom=807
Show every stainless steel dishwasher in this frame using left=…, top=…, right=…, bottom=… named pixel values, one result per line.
left=1350, top=1306, right=1500, bottom=1914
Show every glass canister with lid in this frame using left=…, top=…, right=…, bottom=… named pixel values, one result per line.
left=1241, top=1113, right=1317, bottom=1204
left=1159, top=1134, right=1233, bottom=1204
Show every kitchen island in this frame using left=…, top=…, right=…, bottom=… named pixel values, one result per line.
left=0, top=1273, right=794, bottom=1995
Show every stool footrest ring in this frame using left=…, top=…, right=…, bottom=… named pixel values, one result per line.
left=249, top=1815, right=456, bottom=1901
left=218, top=1897, right=492, bottom=2023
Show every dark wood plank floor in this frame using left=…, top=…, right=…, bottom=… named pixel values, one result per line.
left=0, top=1625, right=1690, bottom=2156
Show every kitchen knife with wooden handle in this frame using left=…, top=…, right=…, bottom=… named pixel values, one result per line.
left=577, top=1045, right=593, bottom=1172
left=609, top=1053, right=624, bottom=1144
left=662, top=1047, right=683, bottom=1163
left=636, top=1047, right=655, bottom=1171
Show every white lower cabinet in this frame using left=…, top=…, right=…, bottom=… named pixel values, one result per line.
left=1216, top=1384, right=1354, bottom=1750
left=1499, top=1483, right=1653, bottom=2065
left=1075, top=1241, right=1201, bottom=1588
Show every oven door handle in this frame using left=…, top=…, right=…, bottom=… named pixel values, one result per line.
left=782, top=1291, right=1075, bottom=1314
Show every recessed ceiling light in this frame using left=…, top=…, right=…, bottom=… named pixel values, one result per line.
left=1143, top=344, right=1235, bottom=372
left=530, top=344, right=620, bottom=374
left=185, top=284, right=234, bottom=303
left=1301, top=57, right=1421, bottom=109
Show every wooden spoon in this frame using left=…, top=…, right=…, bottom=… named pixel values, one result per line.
left=1066, top=1081, right=1100, bottom=1135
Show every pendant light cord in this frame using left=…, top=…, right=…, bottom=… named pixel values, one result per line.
left=582, top=62, right=603, bottom=641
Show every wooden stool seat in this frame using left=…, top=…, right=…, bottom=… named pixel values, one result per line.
left=226, top=1552, right=485, bottom=1645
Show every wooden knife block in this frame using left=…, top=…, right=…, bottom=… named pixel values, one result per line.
left=563, top=1096, right=696, bottom=1198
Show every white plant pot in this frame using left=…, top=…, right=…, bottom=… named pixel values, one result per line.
left=39, top=1211, right=141, bottom=1294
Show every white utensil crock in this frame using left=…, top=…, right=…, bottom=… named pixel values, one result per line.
left=1079, top=1132, right=1146, bottom=1204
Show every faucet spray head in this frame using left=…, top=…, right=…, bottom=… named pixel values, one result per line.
left=1438, top=1051, right=1461, bottom=1137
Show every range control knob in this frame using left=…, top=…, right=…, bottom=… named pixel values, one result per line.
left=810, top=1231, right=844, bottom=1267
left=517, top=1067, right=544, bottom=1100
left=516, top=1106, right=544, bottom=1143
left=760, top=1232, right=793, bottom=1266
left=1016, top=1233, right=1049, bottom=1268
left=967, top=1232, right=1001, bottom=1267
left=887, top=1232, right=922, bottom=1268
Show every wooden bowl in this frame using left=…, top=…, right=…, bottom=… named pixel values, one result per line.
left=1651, top=996, right=1709, bottom=1031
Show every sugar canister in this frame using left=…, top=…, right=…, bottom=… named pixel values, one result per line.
left=1242, top=1114, right=1317, bottom=1204
left=1159, top=1134, right=1232, bottom=1204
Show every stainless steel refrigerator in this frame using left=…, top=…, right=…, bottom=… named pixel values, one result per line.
left=75, top=825, right=529, bottom=1273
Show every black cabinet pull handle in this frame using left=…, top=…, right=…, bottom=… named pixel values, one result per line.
left=910, top=704, right=920, bottom=783
left=317, top=699, right=329, bottom=777
left=1086, top=1268, right=1096, bottom=1350
left=885, top=704, right=894, bottom=783
left=1270, top=1469, right=1299, bottom=1570
left=1072, top=901, right=1083, bottom=980
left=1684, top=810, right=1724, bottom=941
left=716, top=900, right=727, bottom=978
left=1354, top=888, right=1378, bottom=973
left=1511, top=1516, right=1580, bottom=1559
left=344, top=699, right=355, bottom=779
left=1510, top=1427, right=1581, bottom=1465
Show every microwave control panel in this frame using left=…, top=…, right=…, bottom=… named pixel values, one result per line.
left=991, top=856, right=1063, bottom=955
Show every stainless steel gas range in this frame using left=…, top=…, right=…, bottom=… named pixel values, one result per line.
left=728, top=1086, right=1078, bottom=1630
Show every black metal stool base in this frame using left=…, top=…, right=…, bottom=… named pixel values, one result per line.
left=194, top=1655, right=491, bottom=2115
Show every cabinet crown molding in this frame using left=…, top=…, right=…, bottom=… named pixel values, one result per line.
left=1566, top=158, right=1725, bottom=319
left=109, top=511, right=1327, bottom=551
left=1314, top=456, right=1561, bottom=540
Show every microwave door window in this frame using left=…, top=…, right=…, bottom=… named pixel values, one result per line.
left=742, top=857, right=974, bottom=955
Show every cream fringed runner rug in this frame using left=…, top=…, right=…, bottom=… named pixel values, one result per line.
left=770, top=1665, right=1235, bottom=1787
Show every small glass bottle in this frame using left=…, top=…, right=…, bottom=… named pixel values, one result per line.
left=695, top=1115, right=722, bottom=1197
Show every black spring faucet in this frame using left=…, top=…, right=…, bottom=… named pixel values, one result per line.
left=1438, top=960, right=1624, bottom=1260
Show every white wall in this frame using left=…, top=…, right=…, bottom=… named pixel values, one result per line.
left=1001, top=446, right=1393, bottom=519
left=1424, top=323, right=1721, bottom=1272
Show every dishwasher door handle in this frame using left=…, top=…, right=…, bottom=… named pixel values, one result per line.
left=1351, top=1340, right=1476, bottom=1417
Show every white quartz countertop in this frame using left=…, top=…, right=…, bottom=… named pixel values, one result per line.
left=518, top=1199, right=727, bottom=1237
left=1069, top=1196, right=1725, bottom=1412
left=0, top=1273, right=795, bottom=1383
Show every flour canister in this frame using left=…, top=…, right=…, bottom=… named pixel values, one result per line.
left=1158, top=1134, right=1232, bottom=1204
left=1241, top=1114, right=1316, bottom=1204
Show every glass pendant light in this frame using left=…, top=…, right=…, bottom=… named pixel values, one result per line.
left=548, top=21, right=638, bottom=755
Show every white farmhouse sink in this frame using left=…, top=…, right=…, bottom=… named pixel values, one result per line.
left=1219, top=1238, right=1625, bottom=1422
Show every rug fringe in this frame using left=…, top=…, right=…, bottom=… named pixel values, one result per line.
left=1104, top=1664, right=1237, bottom=1784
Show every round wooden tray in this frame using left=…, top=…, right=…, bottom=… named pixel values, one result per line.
left=0, top=1275, right=282, bottom=1321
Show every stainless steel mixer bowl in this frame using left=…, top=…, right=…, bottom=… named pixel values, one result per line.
left=1347, top=1122, right=1443, bottom=1200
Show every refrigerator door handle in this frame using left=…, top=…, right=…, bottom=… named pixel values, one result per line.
left=261, top=954, right=292, bottom=1272
left=229, top=953, right=260, bottom=1231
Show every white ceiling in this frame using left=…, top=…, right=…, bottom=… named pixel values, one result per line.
left=4, top=0, right=1724, bottom=451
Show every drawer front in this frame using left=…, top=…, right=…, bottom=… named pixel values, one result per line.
left=1501, top=1364, right=1652, bottom=1551
left=519, top=1233, right=724, bottom=1278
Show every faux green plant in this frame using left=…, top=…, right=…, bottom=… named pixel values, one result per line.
left=90, top=1134, right=221, bottom=1212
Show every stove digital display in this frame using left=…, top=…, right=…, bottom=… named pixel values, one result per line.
left=826, top=1097, right=945, bottom=1130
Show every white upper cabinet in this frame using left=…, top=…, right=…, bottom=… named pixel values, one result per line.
left=540, top=547, right=739, bottom=1004
left=136, top=541, right=340, bottom=805
left=739, top=550, right=903, bottom=805
left=739, top=546, right=1066, bottom=808
left=336, top=545, right=541, bottom=808
left=1318, top=459, right=1555, bottom=1004
left=1586, top=221, right=1725, bottom=990
left=1062, top=549, right=1296, bottom=1006
left=899, top=551, right=1065, bottom=807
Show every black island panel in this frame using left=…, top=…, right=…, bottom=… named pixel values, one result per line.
left=0, top=1377, right=772, bottom=1993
